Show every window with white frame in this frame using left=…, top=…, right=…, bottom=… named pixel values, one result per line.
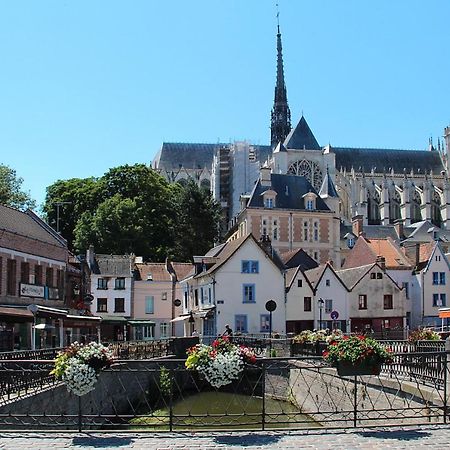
left=314, top=222, right=319, bottom=241
left=235, top=315, right=248, bottom=333
left=97, top=278, right=108, bottom=290
left=145, top=296, right=154, bottom=314
left=242, top=260, right=259, bottom=274
left=114, top=277, right=125, bottom=290
left=303, top=221, right=308, bottom=241
left=160, top=322, right=169, bottom=338
left=243, top=284, right=256, bottom=303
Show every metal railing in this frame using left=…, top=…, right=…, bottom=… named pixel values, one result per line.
left=0, top=351, right=448, bottom=431
left=0, top=348, right=64, bottom=361
left=107, top=340, right=171, bottom=360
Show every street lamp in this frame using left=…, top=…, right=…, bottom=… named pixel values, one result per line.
left=318, top=298, right=324, bottom=330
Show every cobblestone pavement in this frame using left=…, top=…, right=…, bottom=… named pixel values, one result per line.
left=0, top=425, right=450, bottom=449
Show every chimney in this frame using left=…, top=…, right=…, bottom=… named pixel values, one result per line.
left=86, top=245, right=95, bottom=270
left=394, top=219, right=404, bottom=240
left=260, top=165, right=272, bottom=187
left=376, top=255, right=386, bottom=271
left=352, top=215, right=364, bottom=236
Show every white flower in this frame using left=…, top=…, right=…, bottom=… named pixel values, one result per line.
left=198, top=348, right=244, bottom=388
left=62, top=359, right=98, bottom=396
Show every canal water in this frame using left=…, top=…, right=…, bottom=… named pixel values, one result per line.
left=129, top=391, right=318, bottom=430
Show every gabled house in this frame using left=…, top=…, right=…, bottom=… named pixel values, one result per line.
left=336, top=263, right=406, bottom=334
left=180, top=234, right=286, bottom=337
left=87, top=247, right=134, bottom=341
left=413, top=242, right=450, bottom=328
left=133, top=260, right=193, bottom=339
left=305, top=263, right=350, bottom=331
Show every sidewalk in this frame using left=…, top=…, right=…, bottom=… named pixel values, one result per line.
left=0, top=425, right=450, bottom=449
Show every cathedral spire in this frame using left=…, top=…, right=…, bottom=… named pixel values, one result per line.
left=270, top=13, right=291, bottom=148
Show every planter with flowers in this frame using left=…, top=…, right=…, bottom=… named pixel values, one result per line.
left=291, top=329, right=343, bottom=356
left=185, top=336, right=257, bottom=388
left=51, top=342, right=114, bottom=396
left=323, top=335, right=393, bottom=376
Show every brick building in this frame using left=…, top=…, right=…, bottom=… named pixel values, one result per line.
left=0, top=205, right=68, bottom=350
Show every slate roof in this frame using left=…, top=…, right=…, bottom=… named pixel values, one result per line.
left=283, top=116, right=320, bottom=150
left=93, top=255, right=133, bottom=276
left=247, top=173, right=330, bottom=211
left=279, top=248, right=319, bottom=270
left=336, top=264, right=374, bottom=289
left=154, top=142, right=272, bottom=171
left=319, top=169, right=339, bottom=198
left=135, top=262, right=194, bottom=282
left=0, top=204, right=66, bottom=248
left=334, top=147, right=444, bottom=174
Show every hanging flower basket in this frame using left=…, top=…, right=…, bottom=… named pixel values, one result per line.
left=185, top=336, right=257, bottom=389
left=336, top=360, right=382, bottom=376
left=51, top=342, right=114, bottom=396
left=323, top=335, right=393, bottom=377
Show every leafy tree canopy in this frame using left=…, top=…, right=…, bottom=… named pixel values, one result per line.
left=43, top=164, right=221, bottom=262
left=0, top=164, right=36, bottom=210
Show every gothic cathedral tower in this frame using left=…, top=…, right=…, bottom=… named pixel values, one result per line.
left=270, top=24, right=291, bottom=148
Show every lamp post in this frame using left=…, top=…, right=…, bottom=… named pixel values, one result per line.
left=318, top=298, right=324, bottom=330
left=188, top=311, right=195, bottom=336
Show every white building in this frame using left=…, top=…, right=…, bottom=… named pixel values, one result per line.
left=180, top=234, right=286, bottom=337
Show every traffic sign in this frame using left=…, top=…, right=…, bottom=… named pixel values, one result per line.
left=330, top=310, right=339, bottom=320
left=265, top=300, right=277, bottom=312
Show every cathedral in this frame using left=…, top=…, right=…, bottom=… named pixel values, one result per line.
left=152, top=24, right=450, bottom=231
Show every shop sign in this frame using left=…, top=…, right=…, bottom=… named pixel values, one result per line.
left=20, top=283, right=45, bottom=298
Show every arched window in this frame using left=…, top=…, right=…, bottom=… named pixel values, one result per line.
left=431, top=191, right=442, bottom=227
left=412, top=190, right=422, bottom=223
left=389, top=190, right=401, bottom=224
left=367, top=191, right=381, bottom=225
left=200, top=179, right=211, bottom=191
left=287, top=160, right=323, bottom=190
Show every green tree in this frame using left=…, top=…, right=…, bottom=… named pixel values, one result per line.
left=42, top=177, right=102, bottom=249
left=171, top=180, right=222, bottom=260
left=0, top=164, right=36, bottom=210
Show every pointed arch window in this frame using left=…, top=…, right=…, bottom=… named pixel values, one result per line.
left=367, top=190, right=381, bottom=225
left=412, top=190, right=422, bottom=223
left=431, top=191, right=442, bottom=227
left=287, top=160, right=323, bottom=190
left=389, top=190, right=401, bottom=224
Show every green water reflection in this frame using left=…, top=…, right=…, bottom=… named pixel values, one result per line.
left=130, top=391, right=318, bottom=430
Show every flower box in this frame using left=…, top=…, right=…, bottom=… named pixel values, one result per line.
left=336, top=360, right=382, bottom=376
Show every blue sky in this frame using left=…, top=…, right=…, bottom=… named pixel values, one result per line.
left=1, top=0, right=449, bottom=208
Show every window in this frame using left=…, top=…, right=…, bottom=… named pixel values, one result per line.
left=314, top=252, right=318, bottom=261
left=383, top=319, right=391, bottom=329
left=242, top=260, right=259, bottom=274
left=97, top=298, right=107, bottom=312
left=306, top=200, right=314, bottom=210
left=433, top=272, right=439, bottom=285
left=142, top=325, right=153, bottom=339
left=161, top=292, right=167, bottom=301
left=433, top=293, right=447, bottom=307
left=20, top=262, right=30, bottom=284
left=348, top=237, right=355, bottom=249
left=46, top=267, right=54, bottom=287
left=440, top=272, right=446, bottom=285
left=235, top=315, right=248, bottom=333
left=145, top=296, right=154, bottom=314
left=194, top=289, right=199, bottom=306
left=436, top=255, right=441, bottom=262
left=35, top=265, right=43, bottom=285
left=314, top=222, right=318, bottom=241
left=98, top=278, right=108, bottom=290
left=325, top=299, right=333, bottom=314
left=325, top=279, right=330, bottom=287
left=273, top=227, right=278, bottom=241
left=265, top=197, right=274, bottom=208
left=376, top=273, right=383, bottom=279
left=115, top=277, right=125, bottom=290
left=303, top=222, right=308, bottom=241
left=297, top=279, right=302, bottom=288
left=383, top=294, right=393, bottom=310
left=114, top=298, right=125, bottom=313
left=243, top=284, right=255, bottom=303
left=304, top=297, right=312, bottom=311
left=359, top=294, right=367, bottom=310
left=370, top=273, right=376, bottom=279
left=160, top=322, right=169, bottom=338
left=184, top=291, right=188, bottom=310
left=402, top=282, right=409, bottom=299
left=260, top=314, right=270, bottom=332
left=7, top=259, right=16, bottom=296
left=57, top=269, right=64, bottom=291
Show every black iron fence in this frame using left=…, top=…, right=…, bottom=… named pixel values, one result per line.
left=0, top=352, right=448, bottom=431
left=0, top=348, right=64, bottom=361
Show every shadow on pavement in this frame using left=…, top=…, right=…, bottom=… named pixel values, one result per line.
left=214, top=433, right=282, bottom=447
left=357, top=430, right=432, bottom=441
left=72, top=436, right=134, bottom=448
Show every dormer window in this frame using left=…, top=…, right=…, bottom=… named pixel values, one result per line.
left=262, top=189, right=277, bottom=209
left=303, top=191, right=317, bottom=211
left=265, top=198, right=274, bottom=208
left=348, top=237, right=355, bottom=249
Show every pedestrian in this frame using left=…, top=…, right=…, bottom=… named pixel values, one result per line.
left=223, top=324, right=233, bottom=338
left=191, top=329, right=199, bottom=337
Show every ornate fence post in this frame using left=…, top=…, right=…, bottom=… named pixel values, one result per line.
left=445, top=337, right=450, bottom=422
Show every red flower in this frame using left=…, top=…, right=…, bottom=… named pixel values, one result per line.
left=323, top=350, right=329, bottom=357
